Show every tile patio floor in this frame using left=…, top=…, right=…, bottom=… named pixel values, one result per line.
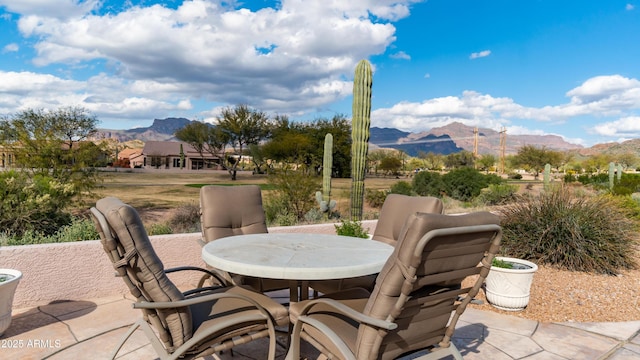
left=3, top=290, right=640, bottom=360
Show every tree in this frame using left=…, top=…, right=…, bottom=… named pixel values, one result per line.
left=379, top=156, right=402, bottom=176
left=477, top=154, right=497, bottom=173
left=444, top=150, right=475, bottom=169
left=0, top=106, right=102, bottom=236
left=0, top=106, right=101, bottom=194
left=217, top=105, right=270, bottom=180
left=262, top=115, right=352, bottom=177
left=511, top=145, right=563, bottom=178
left=419, top=151, right=444, bottom=171
left=617, top=152, right=639, bottom=171
left=174, top=121, right=227, bottom=169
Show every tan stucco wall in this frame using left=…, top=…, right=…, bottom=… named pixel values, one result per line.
left=2, top=221, right=378, bottom=308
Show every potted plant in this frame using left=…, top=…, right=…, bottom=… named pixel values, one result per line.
left=0, top=269, right=22, bottom=336
left=484, top=257, right=537, bottom=311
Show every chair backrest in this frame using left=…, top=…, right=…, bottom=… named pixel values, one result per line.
left=200, top=185, right=268, bottom=243
left=357, top=211, right=501, bottom=360
left=90, top=197, right=191, bottom=350
left=372, top=194, right=444, bottom=245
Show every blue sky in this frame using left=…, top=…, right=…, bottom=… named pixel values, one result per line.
left=1, top=0, right=639, bottom=148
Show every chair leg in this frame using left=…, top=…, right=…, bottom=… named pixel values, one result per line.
left=110, top=320, right=143, bottom=360
left=412, top=344, right=463, bottom=360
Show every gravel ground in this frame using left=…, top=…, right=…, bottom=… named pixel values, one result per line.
left=462, top=263, right=640, bottom=323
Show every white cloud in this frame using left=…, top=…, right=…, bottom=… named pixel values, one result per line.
left=371, top=75, right=640, bottom=144
left=2, top=43, right=19, bottom=52
left=626, top=4, right=635, bottom=10
left=591, top=116, right=640, bottom=137
left=470, top=50, right=491, bottom=59
left=0, top=0, right=100, bottom=19
left=390, top=51, right=410, bottom=60
left=6, top=0, right=416, bottom=118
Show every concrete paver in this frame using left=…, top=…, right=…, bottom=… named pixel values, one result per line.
left=2, top=296, right=640, bottom=360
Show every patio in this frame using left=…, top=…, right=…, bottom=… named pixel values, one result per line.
left=3, top=222, right=640, bottom=359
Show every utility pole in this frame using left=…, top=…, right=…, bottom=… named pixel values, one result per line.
left=499, top=127, right=506, bottom=174
left=473, top=127, right=479, bottom=157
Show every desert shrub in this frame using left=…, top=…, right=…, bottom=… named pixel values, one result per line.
left=365, top=189, right=387, bottom=208
left=563, top=173, right=576, bottom=183
left=603, top=193, right=640, bottom=221
left=412, top=171, right=444, bottom=197
left=508, top=173, right=522, bottom=180
left=499, top=185, right=638, bottom=274
left=0, top=217, right=99, bottom=246
left=0, top=170, right=74, bottom=237
left=612, top=173, right=640, bottom=195
left=334, top=220, right=369, bottom=238
left=476, top=183, right=519, bottom=205
left=389, top=181, right=413, bottom=196
left=145, top=222, right=173, bottom=236
left=168, top=203, right=201, bottom=233
left=303, top=208, right=324, bottom=223
left=441, top=168, right=492, bottom=201
left=264, top=193, right=298, bottom=226
left=147, top=222, right=173, bottom=236
left=577, top=173, right=609, bottom=189
left=55, top=217, right=100, bottom=241
left=267, top=169, right=319, bottom=221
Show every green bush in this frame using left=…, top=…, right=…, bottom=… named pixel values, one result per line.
left=267, top=169, right=319, bottom=221
left=499, top=185, right=638, bottom=274
left=476, top=183, right=519, bottom=205
left=0, top=217, right=98, bottom=246
left=441, top=168, right=494, bottom=201
left=334, top=220, right=369, bottom=238
left=147, top=222, right=173, bottom=236
left=508, top=173, right=523, bottom=180
left=0, top=170, right=75, bottom=237
left=412, top=171, right=444, bottom=197
left=264, top=193, right=298, bottom=226
left=612, top=173, right=640, bottom=195
left=389, top=181, right=413, bottom=196
left=365, top=189, right=387, bottom=208
left=577, top=173, right=609, bottom=189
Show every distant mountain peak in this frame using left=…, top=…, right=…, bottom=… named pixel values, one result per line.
left=97, top=117, right=591, bottom=156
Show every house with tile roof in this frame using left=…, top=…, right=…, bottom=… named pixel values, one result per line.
left=141, top=141, right=223, bottom=170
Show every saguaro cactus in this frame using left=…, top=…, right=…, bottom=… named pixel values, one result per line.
left=350, top=59, right=372, bottom=221
left=609, top=162, right=615, bottom=189
left=316, top=133, right=336, bottom=215
left=617, top=163, right=623, bottom=181
left=543, top=163, right=551, bottom=188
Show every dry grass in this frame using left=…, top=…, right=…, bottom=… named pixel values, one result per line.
left=86, top=169, right=406, bottom=220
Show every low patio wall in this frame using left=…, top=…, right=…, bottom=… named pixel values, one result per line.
left=2, top=220, right=378, bottom=308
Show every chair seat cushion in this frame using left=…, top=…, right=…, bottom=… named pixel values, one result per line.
left=190, top=286, right=289, bottom=332
left=288, top=288, right=370, bottom=357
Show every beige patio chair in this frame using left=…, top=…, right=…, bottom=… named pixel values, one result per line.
left=91, top=197, right=289, bottom=360
left=199, top=185, right=290, bottom=293
left=310, top=194, right=444, bottom=295
left=287, top=211, right=502, bottom=360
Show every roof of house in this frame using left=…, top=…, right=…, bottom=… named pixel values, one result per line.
left=142, top=141, right=219, bottom=158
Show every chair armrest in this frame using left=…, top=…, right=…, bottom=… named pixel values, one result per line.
left=164, top=265, right=228, bottom=287
left=298, top=298, right=397, bottom=331
left=288, top=298, right=396, bottom=360
left=133, top=289, right=275, bottom=321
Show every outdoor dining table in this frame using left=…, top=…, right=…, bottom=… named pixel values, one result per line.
left=201, top=232, right=394, bottom=303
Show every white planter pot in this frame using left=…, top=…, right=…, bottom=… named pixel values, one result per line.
left=0, top=269, right=22, bottom=336
left=485, top=257, right=537, bottom=311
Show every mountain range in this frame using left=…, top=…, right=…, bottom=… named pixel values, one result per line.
left=96, top=118, right=632, bottom=157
